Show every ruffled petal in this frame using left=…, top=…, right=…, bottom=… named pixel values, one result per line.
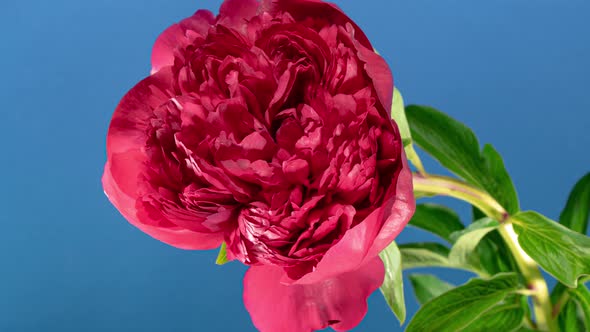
left=263, top=0, right=372, bottom=49
left=151, top=10, right=215, bottom=74
left=353, top=37, right=394, bottom=113
left=366, top=153, right=415, bottom=257
left=103, top=69, right=224, bottom=250
left=106, top=69, right=173, bottom=159
left=243, top=257, right=384, bottom=332
left=218, top=0, right=260, bottom=30
left=263, top=0, right=392, bottom=112
left=103, top=160, right=224, bottom=250
left=291, top=154, right=414, bottom=285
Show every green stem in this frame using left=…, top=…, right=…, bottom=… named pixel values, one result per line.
left=412, top=173, right=558, bottom=332
left=412, top=174, right=506, bottom=221
left=498, top=224, right=556, bottom=332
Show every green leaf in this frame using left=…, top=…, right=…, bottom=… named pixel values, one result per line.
left=215, top=242, right=230, bottom=265
left=550, top=282, right=568, bottom=311
left=448, top=218, right=500, bottom=271
left=559, top=173, right=590, bottom=234
left=391, top=89, right=424, bottom=172
left=477, top=231, right=514, bottom=274
left=519, top=294, right=532, bottom=328
left=558, top=299, right=586, bottom=332
left=379, top=242, right=406, bottom=324
left=449, top=218, right=500, bottom=242
left=475, top=236, right=502, bottom=274
left=570, top=285, right=590, bottom=328
left=399, top=242, right=481, bottom=274
left=460, top=303, right=525, bottom=332
left=399, top=242, right=451, bottom=270
left=406, top=105, right=519, bottom=213
left=409, top=204, right=464, bottom=243
left=552, top=282, right=590, bottom=331
left=391, top=88, right=412, bottom=147
left=409, top=274, right=454, bottom=305
left=405, top=273, right=521, bottom=332
left=512, top=211, right=590, bottom=287
left=481, top=144, right=519, bottom=214
left=472, top=206, right=486, bottom=221
left=551, top=278, right=590, bottom=310
left=472, top=206, right=516, bottom=274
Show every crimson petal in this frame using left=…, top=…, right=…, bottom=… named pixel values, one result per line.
left=103, top=69, right=225, bottom=250
left=218, top=0, right=260, bottom=30
left=151, top=10, right=215, bottom=74
left=290, top=154, right=414, bottom=285
left=264, top=0, right=373, bottom=49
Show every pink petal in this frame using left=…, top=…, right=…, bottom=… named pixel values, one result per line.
left=290, top=154, right=414, bottom=285
left=243, top=257, right=385, bottom=332
left=263, top=0, right=372, bottom=49
left=353, top=39, right=394, bottom=112
left=103, top=69, right=224, bottom=250
left=103, top=160, right=224, bottom=250
left=218, top=0, right=260, bottom=30
left=106, top=69, right=173, bottom=159
left=151, top=10, right=215, bottom=74
left=366, top=153, right=415, bottom=257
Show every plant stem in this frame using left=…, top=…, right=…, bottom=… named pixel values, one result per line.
left=412, top=173, right=558, bottom=332
left=498, top=224, right=556, bottom=332
left=412, top=174, right=506, bottom=221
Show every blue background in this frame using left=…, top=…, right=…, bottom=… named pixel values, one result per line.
left=2, top=0, right=589, bottom=331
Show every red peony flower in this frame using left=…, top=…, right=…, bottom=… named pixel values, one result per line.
left=102, top=0, right=415, bottom=331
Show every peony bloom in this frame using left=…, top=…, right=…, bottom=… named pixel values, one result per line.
left=102, top=0, right=415, bottom=331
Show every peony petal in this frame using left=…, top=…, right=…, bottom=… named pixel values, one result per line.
left=151, top=10, right=215, bottom=74
left=243, top=257, right=384, bottom=332
left=366, top=153, right=415, bottom=257
left=106, top=69, right=174, bottom=161
left=290, top=154, right=414, bottom=285
left=103, top=161, right=224, bottom=250
left=353, top=37, right=395, bottom=112
left=103, top=69, right=224, bottom=250
left=264, top=0, right=372, bottom=49
left=218, top=0, right=260, bottom=30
